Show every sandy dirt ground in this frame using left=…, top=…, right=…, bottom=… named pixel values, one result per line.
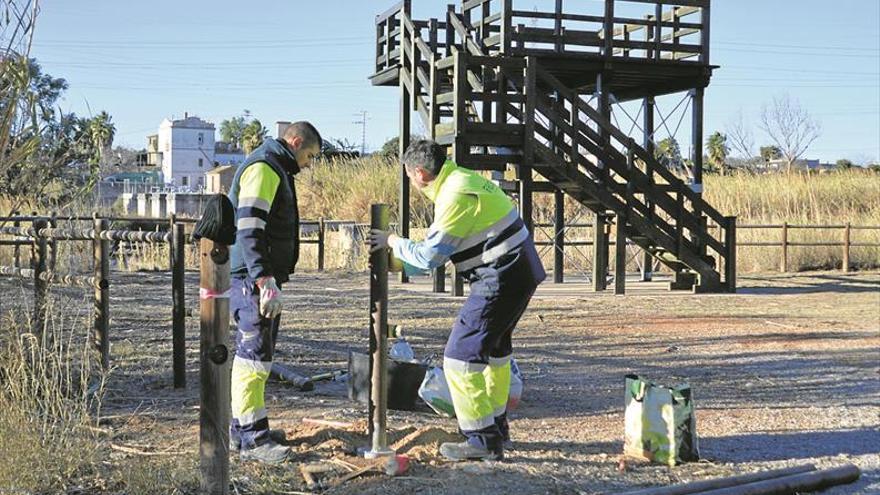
left=2, top=269, right=878, bottom=494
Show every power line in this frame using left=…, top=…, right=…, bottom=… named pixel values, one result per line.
left=353, top=111, right=370, bottom=156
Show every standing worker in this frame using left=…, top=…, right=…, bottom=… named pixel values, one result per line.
left=370, top=139, right=546, bottom=461
left=227, top=122, right=322, bottom=463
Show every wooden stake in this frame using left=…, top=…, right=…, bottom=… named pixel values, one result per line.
left=199, top=238, right=231, bottom=495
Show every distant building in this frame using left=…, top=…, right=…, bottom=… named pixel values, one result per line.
left=205, top=165, right=235, bottom=194
left=214, top=141, right=246, bottom=167
left=766, top=158, right=836, bottom=173
left=158, top=114, right=215, bottom=188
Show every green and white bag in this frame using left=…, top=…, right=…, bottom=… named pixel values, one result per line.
left=623, top=375, right=699, bottom=466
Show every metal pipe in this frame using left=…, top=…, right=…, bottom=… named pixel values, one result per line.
left=365, top=204, right=395, bottom=459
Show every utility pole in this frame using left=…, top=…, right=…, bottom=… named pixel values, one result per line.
left=353, top=110, right=369, bottom=156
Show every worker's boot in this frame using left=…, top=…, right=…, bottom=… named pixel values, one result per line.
left=495, top=414, right=513, bottom=450
left=229, top=429, right=286, bottom=452
left=239, top=440, right=290, bottom=464
left=440, top=440, right=503, bottom=462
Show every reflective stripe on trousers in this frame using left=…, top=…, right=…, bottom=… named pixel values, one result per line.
left=229, top=277, right=280, bottom=449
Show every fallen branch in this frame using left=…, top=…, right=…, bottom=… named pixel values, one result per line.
left=302, top=418, right=355, bottom=429
left=110, top=443, right=186, bottom=456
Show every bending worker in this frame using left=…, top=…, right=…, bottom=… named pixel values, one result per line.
left=227, top=121, right=322, bottom=463
left=370, top=139, right=546, bottom=461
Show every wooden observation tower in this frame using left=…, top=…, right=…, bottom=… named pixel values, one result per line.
left=370, top=0, right=735, bottom=294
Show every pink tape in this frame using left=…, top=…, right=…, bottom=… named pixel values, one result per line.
left=200, top=287, right=231, bottom=300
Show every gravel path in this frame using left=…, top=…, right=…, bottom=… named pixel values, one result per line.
left=1, top=269, right=877, bottom=494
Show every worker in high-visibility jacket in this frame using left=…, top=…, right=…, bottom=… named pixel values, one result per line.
left=370, top=139, right=546, bottom=461
left=227, top=122, right=322, bottom=464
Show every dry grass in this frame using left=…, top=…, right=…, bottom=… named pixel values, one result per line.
left=299, top=160, right=880, bottom=273
left=2, top=167, right=878, bottom=275
left=0, top=295, right=103, bottom=492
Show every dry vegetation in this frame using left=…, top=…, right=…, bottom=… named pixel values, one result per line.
left=297, top=157, right=880, bottom=272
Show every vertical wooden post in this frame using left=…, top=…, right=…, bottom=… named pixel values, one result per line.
left=654, top=3, right=663, bottom=60
left=93, top=218, right=110, bottom=370
left=48, top=211, right=57, bottom=272
left=172, top=222, right=186, bottom=389
left=521, top=56, right=537, bottom=235
left=603, top=0, right=614, bottom=56
left=593, top=213, right=608, bottom=292
left=199, top=238, right=231, bottom=495
left=641, top=96, right=655, bottom=282
left=553, top=188, right=565, bottom=283
left=433, top=264, right=446, bottom=293
left=700, top=3, right=711, bottom=64
left=451, top=265, right=464, bottom=297
left=366, top=204, right=395, bottom=459
left=615, top=214, right=627, bottom=295
left=317, top=218, right=325, bottom=272
left=13, top=217, right=21, bottom=268
left=781, top=222, right=789, bottom=273
left=33, top=218, right=48, bottom=337
left=843, top=223, right=851, bottom=273
left=554, top=0, right=563, bottom=52
left=446, top=4, right=456, bottom=57
left=691, top=87, right=705, bottom=191
left=399, top=50, right=412, bottom=284
left=500, top=0, right=512, bottom=54
left=724, top=216, right=737, bottom=293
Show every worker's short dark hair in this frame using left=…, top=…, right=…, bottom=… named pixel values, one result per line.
left=283, top=121, right=323, bottom=149
left=403, top=139, right=447, bottom=176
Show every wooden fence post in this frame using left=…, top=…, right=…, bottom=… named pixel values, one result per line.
left=725, top=216, right=737, bottom=293
left=614, top=214, right=627, bottom=295
left=780, top=222, right=789, bottom=273
left=33, top=218, right=48, bottom=337
left=553, top=188, right=565, bottom=283
left=433, top=265, right=446, bottom=293
left=49, top=211, right=57, bottom=272
left=317, top=218, right=325, bottom=272
left=172, top=222, right=186, bottom=389
left=451, top=265, right=464, bottom=297
left=199, top=238, right=231, bottom=495
left=13, top=217, right=21, bottom=268
left=366, top=204, right=394, bottom=458
left=94, top=218, right=110, bottom=369
left=843, top=222, right=851, bottom=272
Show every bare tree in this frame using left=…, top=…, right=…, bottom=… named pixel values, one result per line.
left=725, top=111, right=755, bottom=160
left=759, top=94, right=821, bottom=173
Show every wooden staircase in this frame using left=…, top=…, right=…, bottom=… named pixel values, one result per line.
left=372, top=1, right=735, bottom=293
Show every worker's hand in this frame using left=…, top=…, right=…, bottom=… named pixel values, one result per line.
left=255, top=276, right=282, bottom=319
left=368, top=229, right=399, bottom=253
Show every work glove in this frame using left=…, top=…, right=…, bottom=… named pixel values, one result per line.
left=368, top=229, right=404, bottom=271
left=368, top=229, right=395, bottom=253
left=256, top=276, right=282, bottom=319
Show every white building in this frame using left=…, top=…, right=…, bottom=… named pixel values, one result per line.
left=158, top=114, right=215, bottom=189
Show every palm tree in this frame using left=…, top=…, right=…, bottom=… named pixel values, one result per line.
left=706, top=132, right=729, bottom=175
left=88, top=111, right=115, bottom=160
left=242, top=119, right=267, bottom=154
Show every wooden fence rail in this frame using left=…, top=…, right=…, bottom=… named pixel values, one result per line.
left=533, top=222, right=880, bottom=279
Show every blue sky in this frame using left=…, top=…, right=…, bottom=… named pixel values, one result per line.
left=32, top=0, right=879, bottom=163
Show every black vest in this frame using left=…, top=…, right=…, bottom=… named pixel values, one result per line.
left=228, top=138, right=300, bottom=284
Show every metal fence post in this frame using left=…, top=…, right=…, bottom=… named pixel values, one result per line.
left=843, top=223, right=851, bottom=272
